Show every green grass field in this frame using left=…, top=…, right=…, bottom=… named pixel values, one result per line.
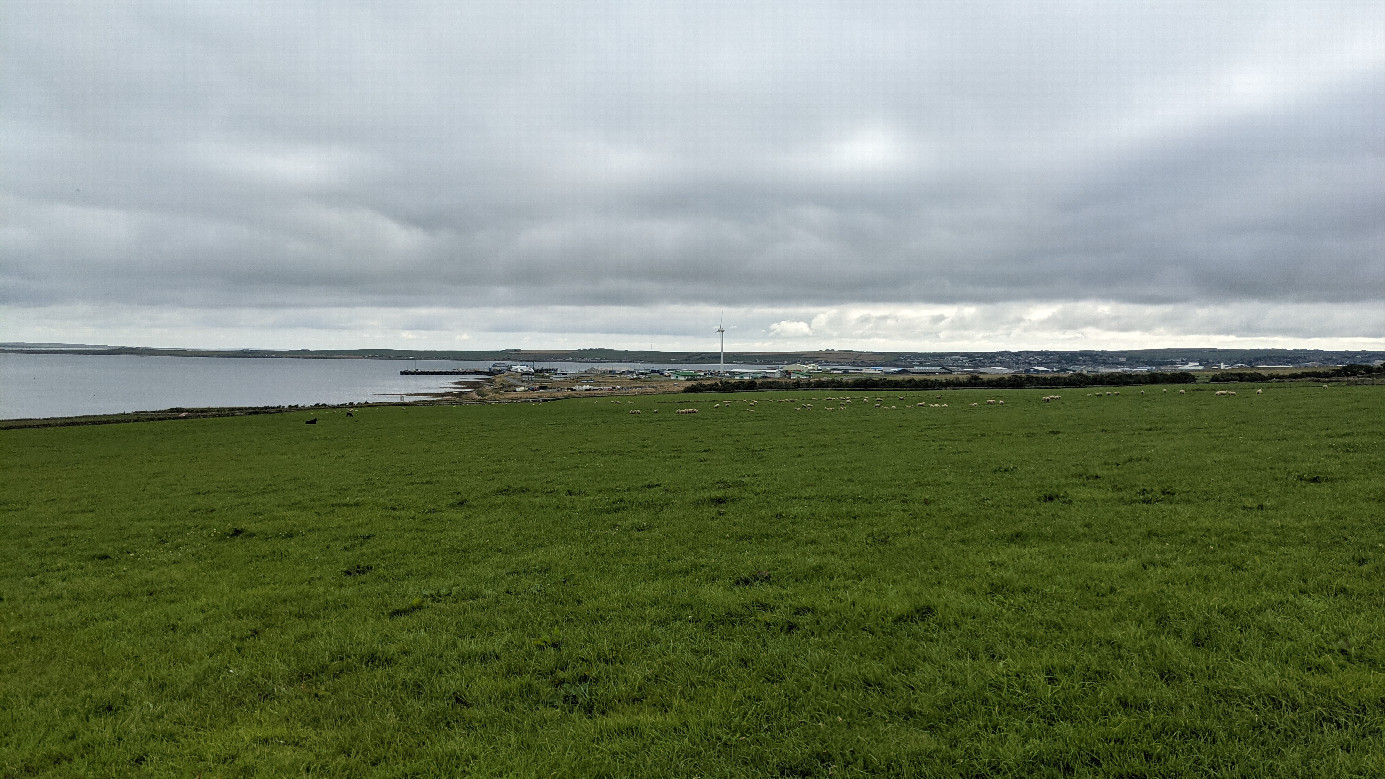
left=3, top=384, right=1384, bottom=777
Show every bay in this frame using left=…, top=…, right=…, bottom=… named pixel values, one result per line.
left=0, top=353, right=482, bottom=420
left=0, top=353, right=776, bottom=420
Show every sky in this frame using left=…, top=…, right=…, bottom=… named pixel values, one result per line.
left=3, top=1, right=1383, bottom=352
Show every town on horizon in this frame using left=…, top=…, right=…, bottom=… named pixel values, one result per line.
left=5, top=342, right=1383, bottom=376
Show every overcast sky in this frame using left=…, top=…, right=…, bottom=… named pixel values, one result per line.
left=3, top=1, right=1382, bottom=351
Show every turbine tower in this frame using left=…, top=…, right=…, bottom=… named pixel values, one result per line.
left=716, top=317, right=726, bottom=371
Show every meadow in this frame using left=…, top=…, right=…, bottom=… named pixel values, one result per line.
left=2, top=383, right=1383, bottom=777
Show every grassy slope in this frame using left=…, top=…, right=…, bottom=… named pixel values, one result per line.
left=2, top=385, right=1383, bottom=777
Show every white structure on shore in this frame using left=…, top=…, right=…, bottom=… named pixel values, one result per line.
left=716, top=318, right=726, bottom=370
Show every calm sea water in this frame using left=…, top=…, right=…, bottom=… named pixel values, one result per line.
left=0, top=353, right=487, bottom=420
left=0, top=353, right=772, bottom=419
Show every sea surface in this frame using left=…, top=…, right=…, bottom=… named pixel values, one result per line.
left=0, top=353, right=487, bottom=420
left=0, top=352, right=770, bottom=420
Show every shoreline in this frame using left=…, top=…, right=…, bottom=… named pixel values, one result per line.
left=0, top=386, right=676, bottom=430
left=5, top=367, right=1378, bottom=429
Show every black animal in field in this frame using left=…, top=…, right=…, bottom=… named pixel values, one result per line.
left=305, top=417, right=317, bottom=425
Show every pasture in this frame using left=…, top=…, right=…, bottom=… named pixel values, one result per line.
left=2, top=383, right=1383, bottom=776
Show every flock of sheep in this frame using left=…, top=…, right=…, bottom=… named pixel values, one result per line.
left=598, top=386, right=1270, bottom=417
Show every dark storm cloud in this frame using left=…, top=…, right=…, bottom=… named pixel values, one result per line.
left=3, top=1, right=1382, bottom=330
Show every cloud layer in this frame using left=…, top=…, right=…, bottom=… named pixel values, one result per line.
left=3, top=1, right=1382, bottom=348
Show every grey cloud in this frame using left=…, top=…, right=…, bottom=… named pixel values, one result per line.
left=3, top=0, right=1382, bottom=346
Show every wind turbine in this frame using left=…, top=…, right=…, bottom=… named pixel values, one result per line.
left=716, top=317, right=726, bottom=371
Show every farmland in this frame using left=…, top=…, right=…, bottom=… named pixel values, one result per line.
left=3, top=383, right=1383, bottom=776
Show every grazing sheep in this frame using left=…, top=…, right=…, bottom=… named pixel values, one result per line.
left=629, top=409, right=641, bottom=414
left=1256, top=388, right=1263, bottom=395
left=1179, top=389, right=1186, bottom=394
left=676, top=408, right=699, bottom=414
left=345, top=411, right=353, bottom=417
left=987, top=399, right=997, bottom=405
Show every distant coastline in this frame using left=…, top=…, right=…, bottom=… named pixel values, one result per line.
left=3, top=342, right=1382, bottom=372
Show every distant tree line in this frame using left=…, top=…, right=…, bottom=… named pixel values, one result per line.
left=682, top=371, right=1199, bottom=394
left=1207, top=364, right=1383, bottom=383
